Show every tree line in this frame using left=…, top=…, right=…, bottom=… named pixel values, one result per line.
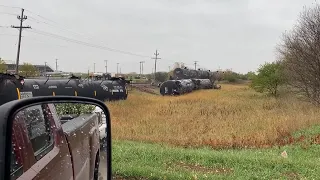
left=249, top=3, right=320, bottom=106
left=0, top=60, right=40, bottom=77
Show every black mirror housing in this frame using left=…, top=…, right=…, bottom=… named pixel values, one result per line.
left=0, top=96, right=112, bottom=180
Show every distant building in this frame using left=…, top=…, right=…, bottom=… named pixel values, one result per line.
left=4, top=63, right=54, bottom=75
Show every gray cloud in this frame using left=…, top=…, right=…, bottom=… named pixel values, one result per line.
left=0, top=0, right=317, bottom=73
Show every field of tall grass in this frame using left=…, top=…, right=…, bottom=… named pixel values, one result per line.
left=107, top=84, right=320, bottom=149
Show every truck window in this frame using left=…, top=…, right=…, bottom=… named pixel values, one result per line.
left=10, top=117, right=24, bottom=180
left=24, top=105, right=54, bottom=160
left=10, top=144, right=23, bottom=180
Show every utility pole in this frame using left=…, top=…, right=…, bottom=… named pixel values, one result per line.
left=194, top=61, right=198, bottom=70
left=168, top=66, right=171, bottom=72
left=139, top=61, right=145, bottom=76
left=151, top=50, right=161, bottom=81
left=44, top=62, right=47, bottom=76
left=55, top=59, right=58, bottom=71
left=11, top=8, right=31, bottom=74
left=93, top=63, right=96, bottom=73
left=141, top=61, right=145, bottom=75
left=104, top=60, right=108, bottom=73
left=117, top=63, right=119, bottom=75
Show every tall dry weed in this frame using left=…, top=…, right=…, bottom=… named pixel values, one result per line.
left=107, top=84, right=320, bottom=148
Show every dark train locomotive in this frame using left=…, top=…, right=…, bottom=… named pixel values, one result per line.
left=0, top=73, right=129, bottom=106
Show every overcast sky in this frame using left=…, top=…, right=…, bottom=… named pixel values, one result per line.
left=0, top=0, right=317, bottom=74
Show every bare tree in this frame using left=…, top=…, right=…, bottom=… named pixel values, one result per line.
left=277, top=4, right=320, bottom=105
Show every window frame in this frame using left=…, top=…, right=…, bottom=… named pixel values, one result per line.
left=23, top=104, right=55, bottom=161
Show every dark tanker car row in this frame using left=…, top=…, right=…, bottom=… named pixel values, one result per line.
left=0, top=73, right=129, bottom=106
left=159, top=67, right=221, bottom=96
left=0, top=67, right=220, bottom=103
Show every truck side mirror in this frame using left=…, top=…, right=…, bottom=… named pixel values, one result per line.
left=0, top=96, right=112, bottom=180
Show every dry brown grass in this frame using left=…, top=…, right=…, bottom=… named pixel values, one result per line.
left=106, top=84, right=320, bottom=149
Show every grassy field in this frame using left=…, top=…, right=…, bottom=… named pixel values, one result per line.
left=112, top=138, right=320, bottom=179
left=107, top=84, right=320, bottom=149
left=107, top=84, right=320, bottom=179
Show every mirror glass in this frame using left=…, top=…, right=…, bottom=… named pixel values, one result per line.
left=9, top=102, right=108, bottom=180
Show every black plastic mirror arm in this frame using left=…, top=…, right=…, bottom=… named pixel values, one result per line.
left=0, top=96, right=112, bottom=180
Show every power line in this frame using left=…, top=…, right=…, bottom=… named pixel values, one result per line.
left=0, top=5, right=21, bottom=9
left=25, top=9, right=61, bottom=25
left=25, top=9, right=117, bottom=44
left=23, top=9, right=159, bottom=62
left=26, top=28, right=151, bottom=58
left=27, top=15, right=91, bottom=38
left=2, top=7, right=212, bottom=71
left=2, top=7, right=196, bottom=69
left=0, top=33, right=17, bottom=36
left=0, top=12, right=17, bottom=16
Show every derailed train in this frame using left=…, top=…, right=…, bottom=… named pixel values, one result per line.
left=173, top=67, right=216, bottom=81
left=0, top=73, right=129, bottom=106
left=160, top=67, right=220, bottom=96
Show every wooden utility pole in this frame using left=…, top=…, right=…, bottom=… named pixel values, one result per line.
left=55, top=59, right=58, bottom=71
left=104, top=60, right=108, bottom=73
left=44, top=62, right=47, bottom=76
left=117, top=63, right=119, bottom=75
left=141, top=61, right=144, bottom=75
left=194, top=61, right=198, bottom=70
left=11, top=8, right=31, bottom=74
left=151, top=50, right=161, bottom=81
left=139, top=61, right=145, bottom=76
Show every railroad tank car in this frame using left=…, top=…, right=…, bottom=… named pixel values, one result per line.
left=0, top=73, right=128, bottom=106
left=0, top=74, right=22, bottom=105
left=196, top=79, right=213, bottom=89
left=173, top=68, right=215, bottom=80
left=192, top=79, right=213, bottom=90
left=173, top=68, right=197, bottom=80
left=159, top=79, right=194, bottom=96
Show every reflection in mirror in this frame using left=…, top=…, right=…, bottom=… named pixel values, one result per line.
left=10, top=102, right=107, bottom=180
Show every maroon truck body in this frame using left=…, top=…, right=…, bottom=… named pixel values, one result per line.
left=10, top=104, right=100, bottom=180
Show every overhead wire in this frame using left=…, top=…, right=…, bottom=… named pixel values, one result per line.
left=22, top=9, right=197, bottom=67
left=0, top=11, right=17, bottom=16
left=2, top=6, right=201, bottom=71
left=26, top=28, right=151, bottom=58
left=25, top=9, right=106, bottom=39
left=0, top=5, right=21, bottom=9
left=0, top=33, right=17, bottom=36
